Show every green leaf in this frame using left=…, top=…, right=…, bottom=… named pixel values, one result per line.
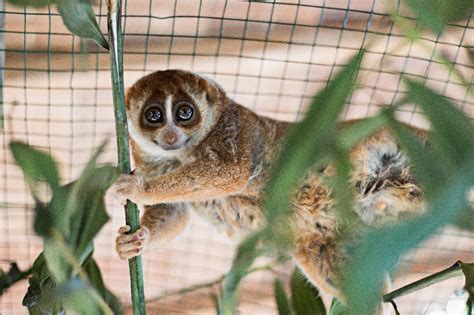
left=383, top=112, right=444, bottom=193
left=10, top=141, right=60, bottom=195
left=56, top=0, right=109, bottom=50
left=84, top=259, right=123, bottom=315
left=66, top=165, right=117, bottom=257
left=274, top=279, right=293, bottom=315
left=0, top=263, right=32, bottom=295
left=405, top=0, right=474, bottom=34
left=6, top=0, right=57, bottom=7
left=341, top=162, right=473, bottom=314
left=453, top=206, right=474, bottom=232
left=337, top=115, right=387, bottom=151
left=219, top=232, right=261, bottom=315
left=468, top=46, right=474, bottom=66
left=329, top=298, right=349, bottom=315
left=461, top=262, right=474, bottom=311
left=263, top=50, right=364, bottom=250
left=290, top=268, right=326, bottom=315
left=404, top=79, right=474, bottom=168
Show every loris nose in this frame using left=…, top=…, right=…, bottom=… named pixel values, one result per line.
left=163, top=132, right=178, bottom=145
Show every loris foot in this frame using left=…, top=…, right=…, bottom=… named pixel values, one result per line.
left=115, top=225, right=150, bottom=259
left=111, top=173, right=146, bottom=205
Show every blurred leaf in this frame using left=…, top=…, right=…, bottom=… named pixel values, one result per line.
left=0, top=263, right=32, bottom=295
left=468, top=47, right=474, bottom=65
left=56, top=0, right=108, bottom=50
left=337, top=115, right=387, bottom=151
left=274, top=279, right=293, bottom=315
left=6, top=0, right=57, bottom=7
left=263, top=50, right=364, bottom=250
left=383, top=111, right=444, bottom=193
left=461, top=262, right=474, bottom=309
left=219, top=233, right=261, bottom=315
left=290, top=268, right=326, bottom=315
left=66, top=165, right=117, bottom=257
left=341, top=161, right=473, bottom=314
left=404, top=79, right=474, bottom=167
left=38, top=277, right=102, bottom=314
left=43, top=239, right=70, bottom=283
left=6, top=0, right=108, bottom=49
left=84, top=259, right=123, bottom=315
left=405, top=0, right=474, bottom=34
left=453, top=206, right=474, bottom=232
left=10, top=142, right=60, bottom=195
left=329, top=298, right=349, bottom=315
left=33, top=202, right=54, bottom=237
left=331, top=147, right=358, bottom=227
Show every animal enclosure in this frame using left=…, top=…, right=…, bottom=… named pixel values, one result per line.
left=0, top=0, right=473, bottom=314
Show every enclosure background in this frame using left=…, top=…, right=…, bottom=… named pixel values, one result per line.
left=0, top=0, right=473, bottom=314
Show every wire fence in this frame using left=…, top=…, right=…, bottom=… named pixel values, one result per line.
left=0, top=1, right=473, bottom=313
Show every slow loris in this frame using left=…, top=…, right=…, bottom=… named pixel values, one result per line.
left=111, top=69, right=426, bottom=300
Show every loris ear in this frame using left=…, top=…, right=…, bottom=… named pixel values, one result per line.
left=197, top=75, right=227, bottom=107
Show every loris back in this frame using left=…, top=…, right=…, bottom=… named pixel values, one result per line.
left=112, top=69, right=426, bottom=300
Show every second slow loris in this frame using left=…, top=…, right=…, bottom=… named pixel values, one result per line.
left=111, top=69, right=426, bottom=299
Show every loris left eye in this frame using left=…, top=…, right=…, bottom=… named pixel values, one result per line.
left=175, top=103, right=194, bottom=122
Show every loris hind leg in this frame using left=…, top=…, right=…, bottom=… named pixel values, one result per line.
left=293, top=233, right=344, bottom=300
left=116, top=203, right=189, bottom=259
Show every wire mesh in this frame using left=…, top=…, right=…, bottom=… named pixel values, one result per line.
left=0, top=0, right=473, bottom=314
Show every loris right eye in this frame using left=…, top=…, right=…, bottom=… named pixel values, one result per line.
left=144, top=107, right=163, bottom=124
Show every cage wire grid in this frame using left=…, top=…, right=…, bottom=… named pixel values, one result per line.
left=0, top=0, right=473, bottom=314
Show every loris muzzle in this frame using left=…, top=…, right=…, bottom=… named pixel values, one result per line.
left=111, top=69, right=427, bottom=303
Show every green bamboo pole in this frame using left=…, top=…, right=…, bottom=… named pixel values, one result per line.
left=383, top=261, right=464, bottom=302
left=107, top=0, right=146, bottom=314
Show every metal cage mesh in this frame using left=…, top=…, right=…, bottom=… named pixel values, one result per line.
left=1, top=1, right=473, bottom=313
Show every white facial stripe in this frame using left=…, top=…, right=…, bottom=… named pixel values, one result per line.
left=165, top=95, right=174, bottom=124
left=128, top=118, right=181, bottom=159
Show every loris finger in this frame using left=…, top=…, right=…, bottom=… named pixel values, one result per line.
left=118, top=240, right=145, bottom=252
left=118, top=225, right=131, bottom=234
left=118, top=248, right=143, bottom=260
left=116, top=227, right=149, bottom=244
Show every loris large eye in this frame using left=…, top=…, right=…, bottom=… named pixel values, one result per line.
left=175, top=103, right=194, bottom=123
left=144, top=107, right=163, bottom=124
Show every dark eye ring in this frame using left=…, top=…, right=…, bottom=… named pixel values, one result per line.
left=144, top=106, right=163, bottom=124
left=175, top=103, right=194, bottom=122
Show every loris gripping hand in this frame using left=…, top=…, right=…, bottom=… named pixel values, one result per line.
left=112, top=173, right=146, bottom=205
left=115, top=225, right=150, bottom=259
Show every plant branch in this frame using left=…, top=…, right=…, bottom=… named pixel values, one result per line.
left=107, top=0, right=146, bottom=314
left=145, top=263, right=279, bottom=304
left=0, top=263, right=32, bottom=295
left=383, top=261, right=464, bottom=302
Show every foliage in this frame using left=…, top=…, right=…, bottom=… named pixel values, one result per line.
left=218, top=0, right=473, bottom=313
left=6, top=0, right=108, bottom=50
left=405, top=0, right=474, bottom=34
left=2, top=142, right=122, bottom=314
left=217, top=51, right=365, bottom=314
left=461, top=262, right=474, bottom=312
left=273, top=268, right=326, bottom=315
left=0, top=263, right=32, bottom=295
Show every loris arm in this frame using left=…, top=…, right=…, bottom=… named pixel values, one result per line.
left=141, top=203, right=189, bottom=243
left=113, top=157, right=252, bottom=205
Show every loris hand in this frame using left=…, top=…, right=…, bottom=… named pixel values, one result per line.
left=111, top=173, right=146, bottom=205
left=115, top=225, right=150, bottom=259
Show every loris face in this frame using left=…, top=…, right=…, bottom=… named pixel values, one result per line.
left=125, top=70, right=227, bottom=158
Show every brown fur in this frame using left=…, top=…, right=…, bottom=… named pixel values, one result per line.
left=112, top=70, right=428, bottom=302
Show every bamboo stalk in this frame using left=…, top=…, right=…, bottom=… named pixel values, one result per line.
left=107, top=0, right=146, bottom=314
left=383, top=261, right=464, bottom=302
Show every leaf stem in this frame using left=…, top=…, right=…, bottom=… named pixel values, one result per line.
left=383, top=261, right=464, bottom=302
left=106, top=0, right=146, bottom=314
left=145, top=263, right=277, bottom=304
